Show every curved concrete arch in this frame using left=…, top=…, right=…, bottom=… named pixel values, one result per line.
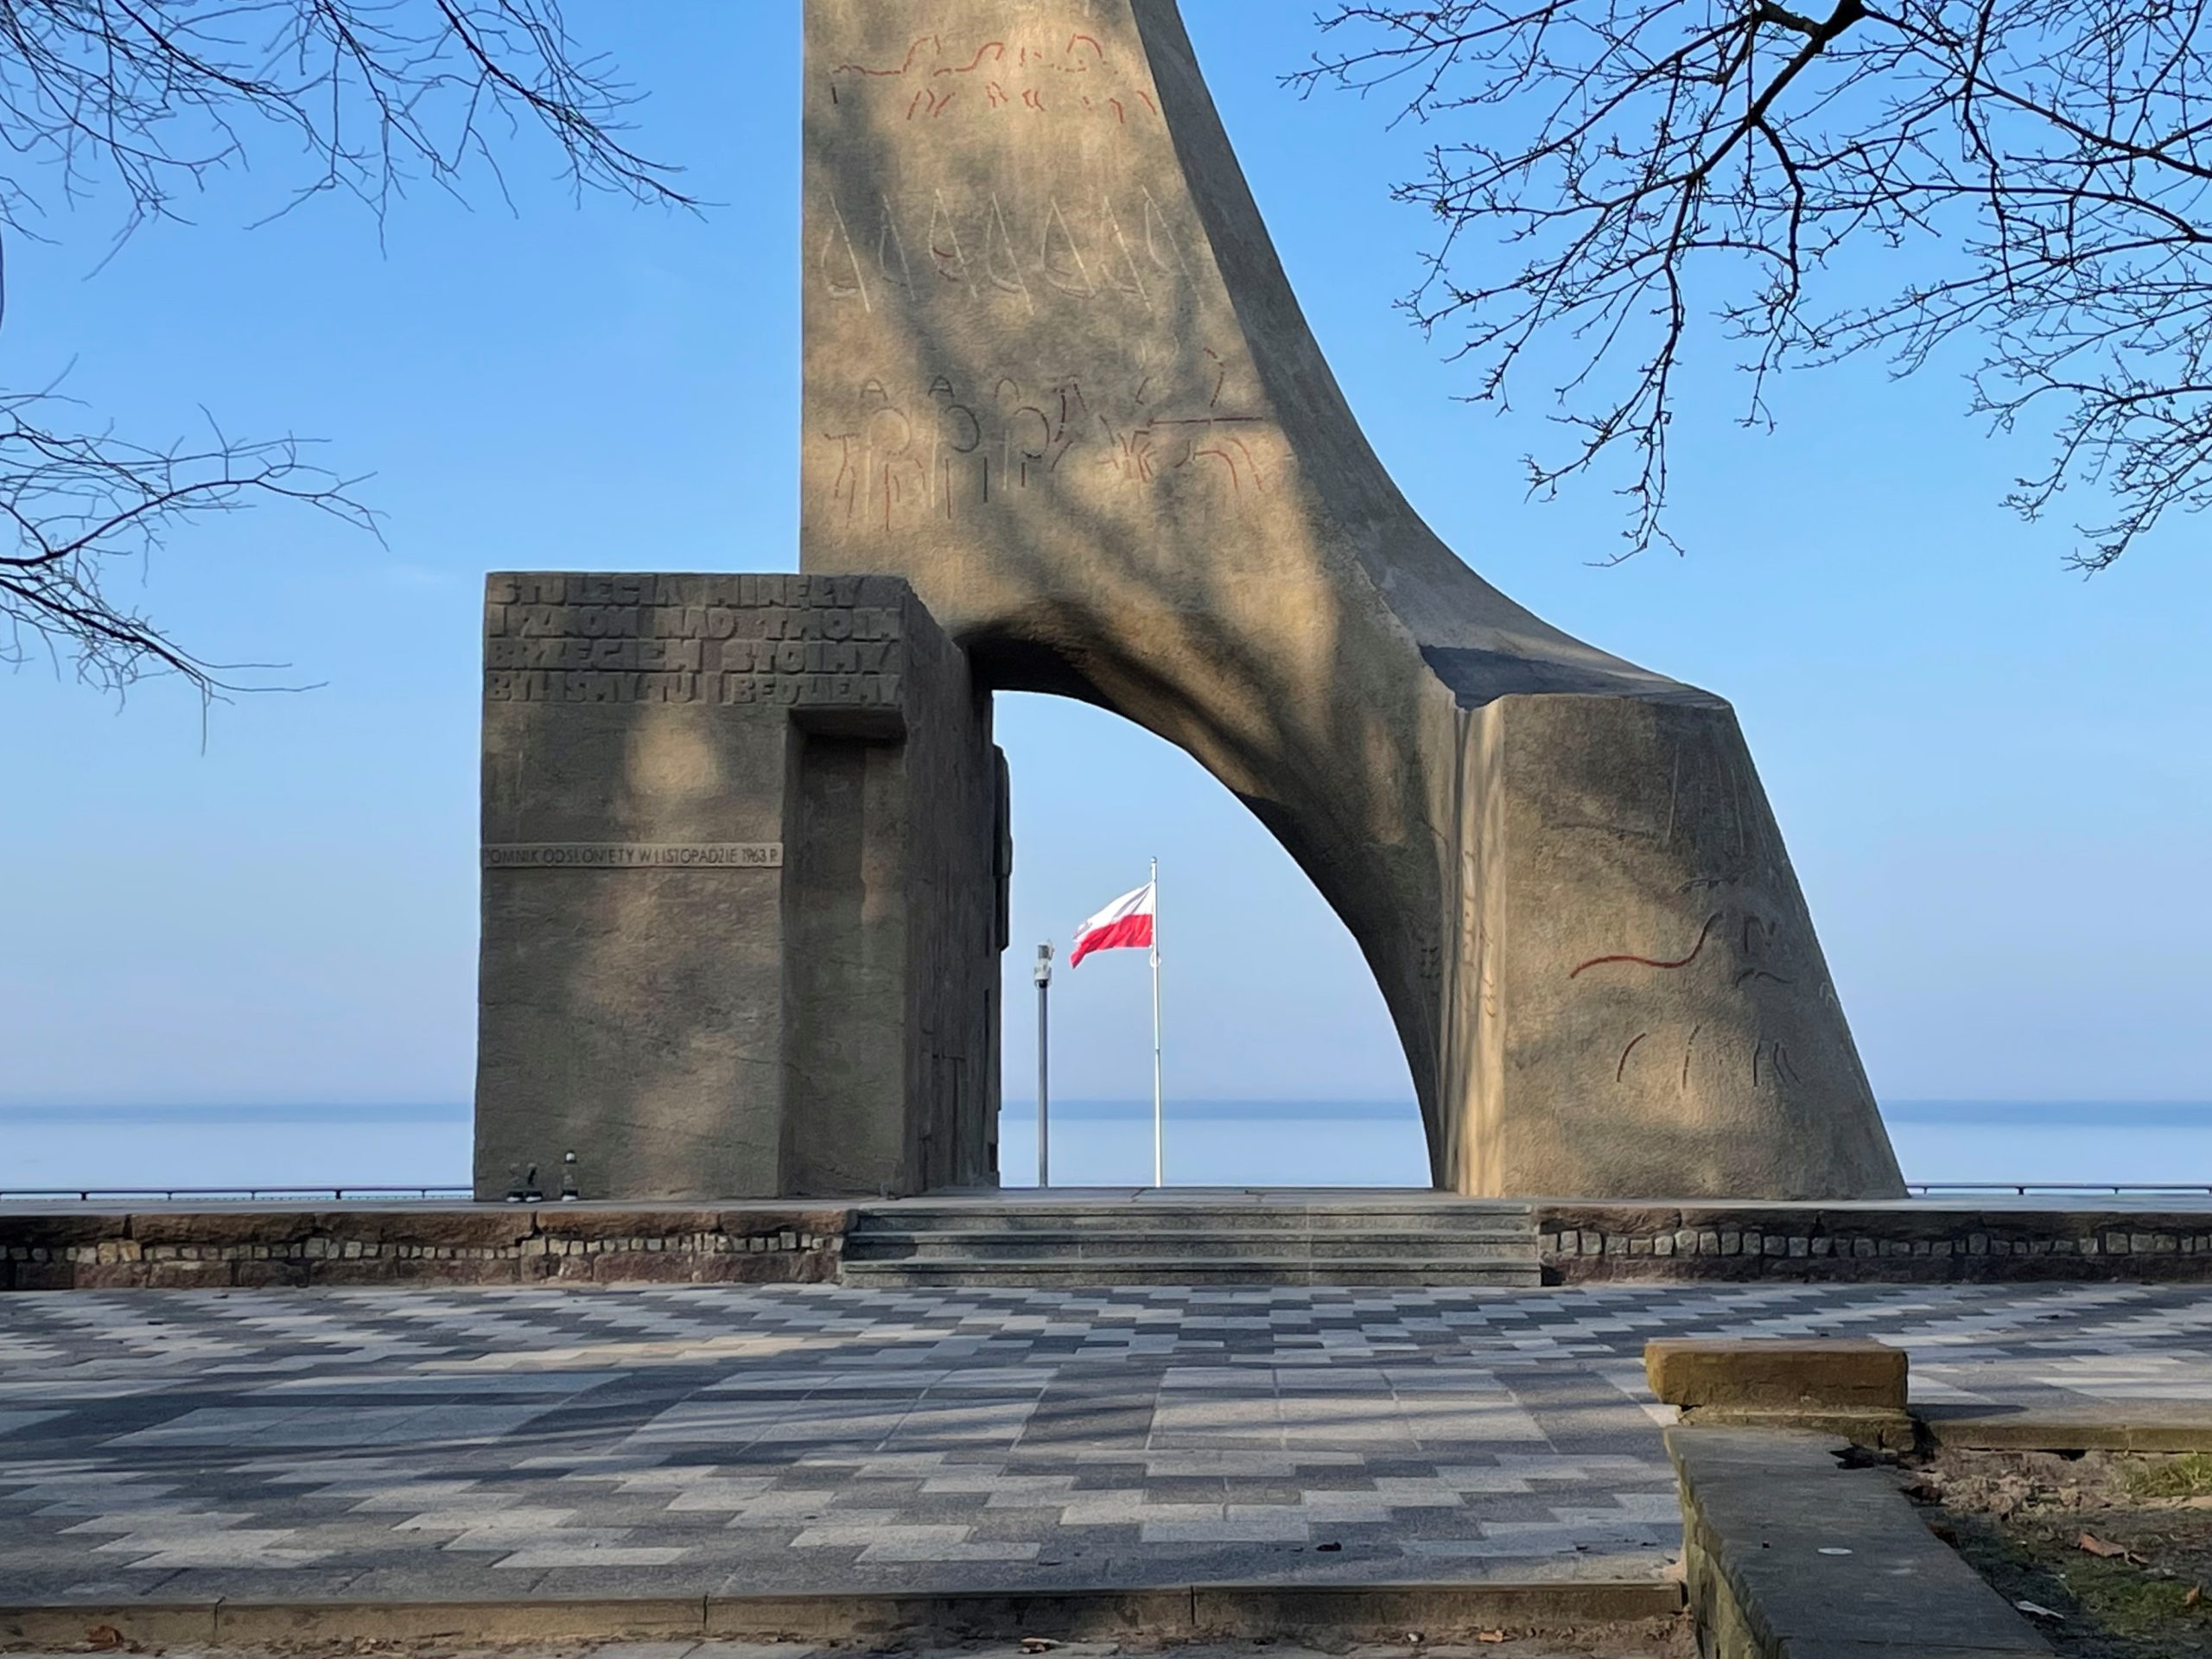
left=800, top=0, right=1904, bottom=1198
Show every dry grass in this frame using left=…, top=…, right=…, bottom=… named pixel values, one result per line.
left=1911, top=1447, right=2212, bottom=1658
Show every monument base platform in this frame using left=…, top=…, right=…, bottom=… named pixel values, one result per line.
left=3, top=1191, right=2210, bottom=1290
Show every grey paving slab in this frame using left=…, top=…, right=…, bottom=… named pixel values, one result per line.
left=0, top=1281, right=2206, bottom=1602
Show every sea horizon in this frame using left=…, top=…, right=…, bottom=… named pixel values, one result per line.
left=6, top=1097, right=2210, bottom=1121
left=3, top=1097, right=2209, bottom=1192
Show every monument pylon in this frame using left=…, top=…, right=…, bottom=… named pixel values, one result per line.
left=800, top=0, right=1904, bottom=1198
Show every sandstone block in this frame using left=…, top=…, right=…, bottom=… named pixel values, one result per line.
left=1644, top=1338, right=1907, bottom=1412
left=474, top=574, right=1008, bottom=1201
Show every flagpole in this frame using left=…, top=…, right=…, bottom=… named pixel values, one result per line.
left=1150, top=855, right=1162, bottom=1188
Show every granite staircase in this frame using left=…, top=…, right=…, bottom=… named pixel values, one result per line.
left=839, top=1195, right=1543, bottom=1288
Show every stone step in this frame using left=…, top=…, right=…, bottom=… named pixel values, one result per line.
left=844, top=1228, right=1538, bottom=1264
left=854, top=1204, right=1534, bottom=1236
left=841, top=1198, right=1542, bottom=1288
left=839, top=1256, right=1544, bottom=1289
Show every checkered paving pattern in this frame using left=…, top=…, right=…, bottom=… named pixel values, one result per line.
left=1, top=1281, right=2209, bottom=1603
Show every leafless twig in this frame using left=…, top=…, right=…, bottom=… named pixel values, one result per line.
left=0, top=0, right=692, bottom=703
left=1294, top=0, right=2212, bottom=569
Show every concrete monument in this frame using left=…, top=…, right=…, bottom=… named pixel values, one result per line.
left=474, top=573, right=1008, bottom=1202
left=801, top=0, right=1904, bottom=1198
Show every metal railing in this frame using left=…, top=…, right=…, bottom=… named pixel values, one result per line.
left=1904, top=1182, right=2212, bottom=1197
left=0, top=1182, right=2205, bottom=1204
left=0, top=1185, right=471, bottom=1204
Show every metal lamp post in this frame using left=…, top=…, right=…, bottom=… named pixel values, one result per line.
left=1033, top=942, right=1053, bottom=1189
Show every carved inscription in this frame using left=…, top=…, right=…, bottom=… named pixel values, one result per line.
left=817, top=359, right=1274, bottom=531
left=484, top=843, right=784, bottom=871
left=828, top=31, right=1152, bottom=130
left=483, top=575, right=904, bottom=708
left=819, top=186, right=1188, bottom=315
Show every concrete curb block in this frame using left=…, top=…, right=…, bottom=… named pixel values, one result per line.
left=1917, top=1404, right=2212, bottom=1452
left=1668, top=1427, right=2050, bottom=1657
left=1642, top=1336, right=1916, bottom=1452
left=0, top=1582, right=1687, bottom=1649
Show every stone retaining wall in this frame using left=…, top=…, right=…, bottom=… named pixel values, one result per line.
left=1539, top=1204, right=2212, bottom=1282
left=0, top=1206, right=850, bottom=1291
left=8, top=1201, right=2211, bottom=1290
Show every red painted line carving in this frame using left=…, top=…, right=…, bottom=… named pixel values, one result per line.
left=935, top=41, right=1006, bottom=76
left=1570, top=912, right=1722, bottom=979
left=1192, top=445, right=1242, bottom=493
left=837, top=36, right=941, bottom=78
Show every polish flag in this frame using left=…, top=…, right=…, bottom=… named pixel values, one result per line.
left=1069, top=878, right=1156, bottom=967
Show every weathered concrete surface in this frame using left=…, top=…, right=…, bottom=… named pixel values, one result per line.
left=1644, top=1341, right=1907, bottom=1413
left=475, top=574, right=1008, bottom=1201
left=1669, top=1428, right=2052, bottom=1657
left=799, top=1, right=1902, bottom=1199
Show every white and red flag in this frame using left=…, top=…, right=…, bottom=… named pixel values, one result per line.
left=1061, top=861, right=1166, bottom=1184
left=1068, top=877, right=1156, bottom=968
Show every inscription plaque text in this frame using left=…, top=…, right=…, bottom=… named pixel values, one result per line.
left=484, top=843, right=785, bottom=870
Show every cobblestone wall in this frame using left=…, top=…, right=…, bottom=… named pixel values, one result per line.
left=0, top=1207, right=850, bottom=1290
left=1537, top=1205, right=2212, bottom=1281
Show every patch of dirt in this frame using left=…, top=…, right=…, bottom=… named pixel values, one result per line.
left=1904, top=1447, right=2212, bottom=1659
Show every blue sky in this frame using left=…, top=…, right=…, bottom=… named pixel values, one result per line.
left=3, top=3, right=2207, bottom=1115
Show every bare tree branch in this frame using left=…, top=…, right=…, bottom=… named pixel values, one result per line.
left=0, top=0, right=693, bottom=704
left=0, top=381, right=378, bottom=705
left=1294, top=0, right=2212, bottom=569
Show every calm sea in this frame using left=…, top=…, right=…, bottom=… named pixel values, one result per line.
left=2, top=1100, right=2209, bottom=1193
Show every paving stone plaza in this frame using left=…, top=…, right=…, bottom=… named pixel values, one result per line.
left=2, top=1281, right=2209, bottom=1606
